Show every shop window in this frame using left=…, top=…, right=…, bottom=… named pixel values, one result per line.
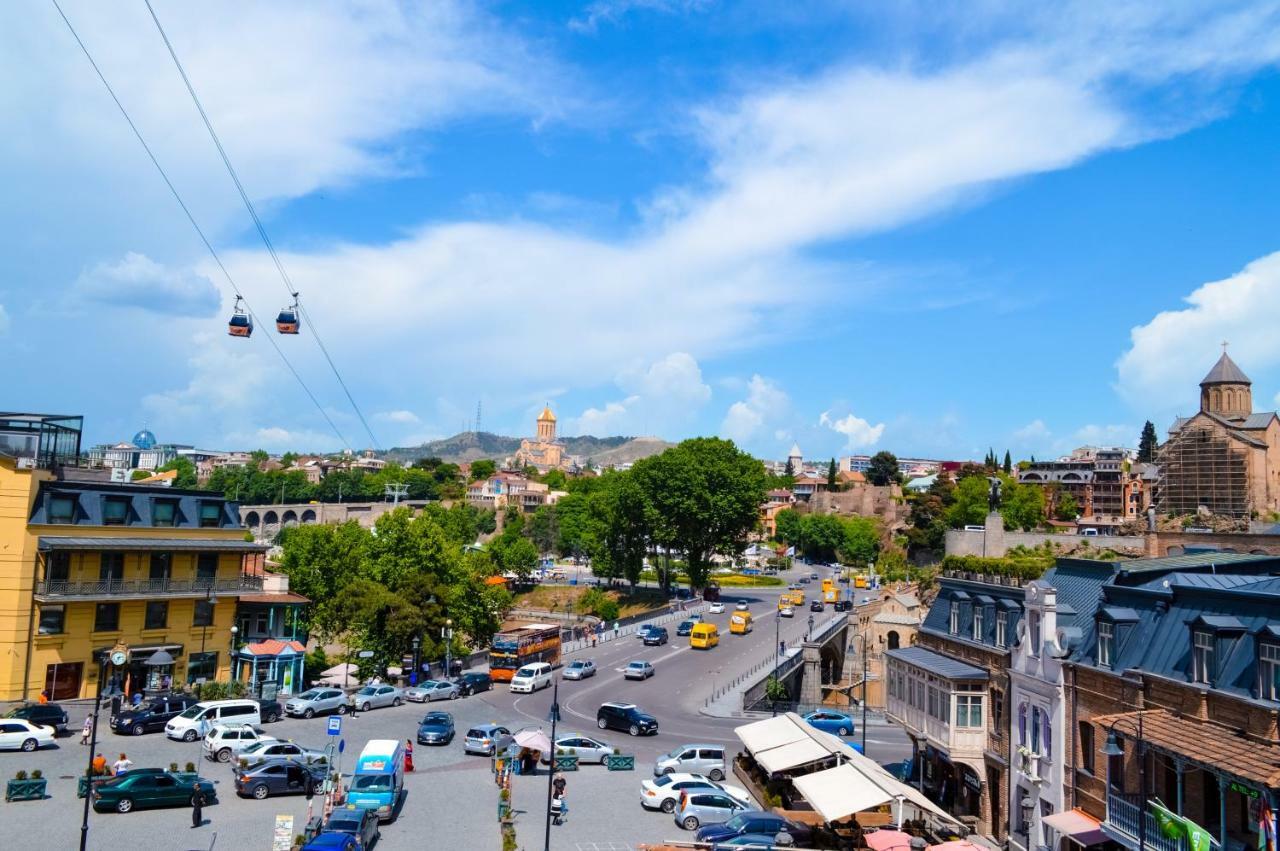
left=94, top=603, right=120, bottom=632
left=44, top=662, right=82, bottom=701
left=38, top=605, right=65, bottom=635
left=144, top=601, right=168, bottom=630
left=194, top=599, right=215, bottom=627
left=187, top=652, right=218, bottom=685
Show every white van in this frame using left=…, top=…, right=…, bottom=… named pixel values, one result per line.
left=508, top=662, right=553, bottom=694
left=165, top=699, right=262, bottom=742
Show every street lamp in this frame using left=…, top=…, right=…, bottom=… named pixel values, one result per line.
left=1102, top=712, right=1147, bottom=851
left=229, top=625, right=239, bottom=685
left=806, top=614, right=815, bottom=642
left=443, top=619, right=454, bottom=679
left=543, top=676, right=561, bottom=851
left=412, top=636, right=421, bottom=686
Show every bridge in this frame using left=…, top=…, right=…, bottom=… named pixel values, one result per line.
left=239, top=500, right=432, bottom=542
left=739, top=610, right=858, bottom=713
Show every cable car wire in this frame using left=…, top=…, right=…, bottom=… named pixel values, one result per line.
left=49, top=0, right=352, bottom=451
left=141, top=0, right=381, bottom=452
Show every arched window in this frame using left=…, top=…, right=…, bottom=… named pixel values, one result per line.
left=887, top=631, right=900, bottom=650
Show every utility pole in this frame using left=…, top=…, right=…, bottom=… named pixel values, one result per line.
left=543, top=678, right=561, bottom=851
left=385, top=483, right=408, bottom=506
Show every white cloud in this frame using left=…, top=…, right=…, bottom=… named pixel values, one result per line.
left=720, top=375, right=789, bottom=448
left=569, top=0, right=710, bottom=33
left=232, top=426, right=339, bottom=453
left=819, top=410, right=885, bottom=450
left=72, top=252, right=219, bottom=317
left=1072, top=423, right=1136, bottom=448
left=1013, top=419, right=1052, bottom=443
left=375, top=410, right=421, bottom=425
left=1117, top=251, right=1280, bottom=412
left=566, top=352, right=711, bottom=436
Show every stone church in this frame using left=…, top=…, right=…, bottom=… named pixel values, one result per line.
left=512, top=406, right=570, bottom=472
left=1159, top=351, right=1280, bottom=518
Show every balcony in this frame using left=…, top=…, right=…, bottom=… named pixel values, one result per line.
left=1104, top=790, right=1190, bottom=851
left=34, top=575, right=263, bottom=601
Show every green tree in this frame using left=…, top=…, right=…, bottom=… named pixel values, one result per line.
left=839, top=516, right=881, bottom=565
left=490, top=536, right=539, bottom=579
left=280, top=452, right=298, bottom=468
left=278, top=521, right=369, bottom=631
left=797, top=514, right=846, bottom=562
left=1000, top=479, right=1045, bottom=531
left=774, top=508, right=803, bottom=545
left=946, top=475, right=990, bottom=528
left=1138, top=421, right=1158, bottom=463
left=1002, top=450, right=1012, bottom=475
left=526, top=505, right=557, bottom=554
left=250, top=449, right=269, bottom=468
left=157, top=456, right=198, bottom=488
left=866, top=451, right=900, bottom=486
left=541, top=469, right=568, bottom=491
left=827, top=458, right=837, bottom=488
left=783, top=458, right=795, bottom=478
left=470, top=459, right=496, bottom=481
left=552, top=493, right=595, bottom=559
left=633, top=437, right=767, bottom=590
left=1055, top=491, right=1080, bottom=521
left=588, top=472, right=651, bottom=587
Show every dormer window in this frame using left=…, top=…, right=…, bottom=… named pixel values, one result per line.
left=950, top=602, right=960, bottom=635
left=1028, top=611, right=1042, bottom=657
left=972, top=607, right=984, bottom=642
left=152, top=499, right=178, bottom=528
left=49, top=495, right=75, bottom=524
left=1192, top=630, right=1214, bottom=684
left=1260, top=642, right=1280, bottom=702
left=1097, top=621, right=1115, bottom=668
left=996, top=611, right=1008, bottom=648
left=103, top=497, right=129, bottom=526
left=198, top=502, right=222, bottom=528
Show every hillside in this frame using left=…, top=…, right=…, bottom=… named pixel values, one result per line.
left=385, top=432, right=673, bottom=466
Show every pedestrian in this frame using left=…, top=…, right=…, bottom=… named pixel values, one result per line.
left=37, top=690, right=49, bottom=704
left=80, top=714, right=93, bottom=745
left=349, top=694, right=359, bottom=718
left=551, top=791, right=567, bottom=825
left=131, top=691, right=142, bottom=707
left=552, top=771, right=566, bottom=798
left=404, top=739, right=414, bottom=772
left=92, top=753, right=107, bottom=776
left=112, top=752, right=133, bottom=776
left=191, top=788, right=204, bottom=829
left=613, top=621, right=620, bottom=640
left=780, top=640, right=786, bottom=655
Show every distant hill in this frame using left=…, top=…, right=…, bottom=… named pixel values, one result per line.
left=385, top=432, right=674, bottom=467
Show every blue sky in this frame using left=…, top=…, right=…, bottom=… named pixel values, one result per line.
left=5, top=1, right=1280, bottom=463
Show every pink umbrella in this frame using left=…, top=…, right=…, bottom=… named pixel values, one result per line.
left=929, top=842, right=982, bottom=851
left=865, top=831, right=914, bottom=851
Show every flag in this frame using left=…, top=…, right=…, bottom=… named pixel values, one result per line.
left=1151, top=799, right=1215, bottom=851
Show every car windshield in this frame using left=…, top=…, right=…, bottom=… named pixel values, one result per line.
left=418, top=680, right=438, bottom=689
left=628, top=662, right=644, bottom=668
left=178, top=705, right=202, bottom=719
left=241, top=742, right=269, bottom=754
left=356, top=687, right=375, bottom=695
left=515, top=667, right=537, bottom=678
left=653, top=775, right=673, bottom=787
left=422, top=714, right=449, bottom=725
left=568, top=662, right=583, bottom=669
left=723, top=813, right=751, bottom=830
left=297, top=690, right=319, bottom=700
left=327, top=815, right=360, bottom=832
left=352, top=774, right=391, bottom=791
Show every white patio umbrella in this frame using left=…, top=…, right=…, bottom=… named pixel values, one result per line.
left=512, top=728, right=552, bottom=754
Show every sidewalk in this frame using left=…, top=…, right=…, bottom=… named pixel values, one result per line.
left=560, top=601, right=708, bottom=655
left=700, top=645, right=800, bottom=718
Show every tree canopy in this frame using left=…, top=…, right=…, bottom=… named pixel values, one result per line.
left=1138, top=421, right=1158, bottom=463
left=865, top=451, right=900, bottom=486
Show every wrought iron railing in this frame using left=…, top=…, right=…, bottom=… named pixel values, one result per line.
left=36, top=576, right=263, bottom=598
left=1105, top=790, right=1190, bottom=851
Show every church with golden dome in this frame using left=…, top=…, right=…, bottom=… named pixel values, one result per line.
left=512, top=405, right=571, bottom=472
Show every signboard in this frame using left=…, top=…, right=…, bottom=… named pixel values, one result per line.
left=357, top=650, right=375, bottom=659
left=327, top=716, right=342, bottom=737
left=1229, top=781, right=1259, bottom=799
left=272, top=814, right=294, bottom=851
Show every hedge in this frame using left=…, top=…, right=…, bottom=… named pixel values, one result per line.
left=939, top=554, right=1052, bottom=581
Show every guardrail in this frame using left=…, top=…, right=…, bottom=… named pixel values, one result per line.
left=35, top=576, right=263, bottom=599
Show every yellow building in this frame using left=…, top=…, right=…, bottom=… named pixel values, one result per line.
left=513, top=405, right=570, bottom=472
left=0, top=413, right=266, bottom=701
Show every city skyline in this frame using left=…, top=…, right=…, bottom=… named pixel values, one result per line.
left=4, top=2, right=1280, bottom=459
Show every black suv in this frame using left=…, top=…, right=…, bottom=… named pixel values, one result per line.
left=454, top=672, right=492, bottom=697
left=5, top=703, right=69, bottom=736
left=596, top=702, right=658, bottom=736
left=643, top=626, right=669, bottom=646
left=810, top=600, right=824, bottom=612
left=111, top=695, right=199, bottom=736
left=257, top=698, right=283, bottom=724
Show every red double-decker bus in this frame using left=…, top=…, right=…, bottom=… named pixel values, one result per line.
left=489, top=623, right=562, bottom=682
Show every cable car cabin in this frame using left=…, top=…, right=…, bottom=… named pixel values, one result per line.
left=275, top=306, right=300, bottom=334
left=227, top=296, right=253, bottom=337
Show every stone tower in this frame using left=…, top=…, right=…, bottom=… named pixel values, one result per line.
left=536, top=405, right=557, bottom=442
left=1199, top=350, right=1252, bottom=420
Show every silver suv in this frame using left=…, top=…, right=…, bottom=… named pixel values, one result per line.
left=673, top=790, right=752, bottom=830
left=654, top=744, right=726, bottom=780
left=285, top=688, right=347, bottom=719
left=203, top=724, right=275, bottom=763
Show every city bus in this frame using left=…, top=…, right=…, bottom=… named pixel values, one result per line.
left=489, top=623, right=561, bottom=683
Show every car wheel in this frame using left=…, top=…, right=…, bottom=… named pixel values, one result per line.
left=683, top=816, right=700, bottom=830
left=361, top=702, right=371, bottom=712
left=449, top=691, right=458, bottom=700
left=252, top=784, right=269, bottom=800
left=218, top=748, right=232, bottom=763
left=266, top=711, right=280, bottom=723
left=183, top=729, right=199, bottom=742
left=597, top=718, right=607, bottom=730
left=629, top=724, right=640, bottom=737
left=116, top=797, right=134, bottom=814
left=337, top=705, right=347, bottom=715
left=392, top=697, right=402, bottom=707
left=661, top=798, right=676, bottom=813
left=20, top=738, right=37, bottom=752
left=662, top=766, right=674, bottom=775
left=303, top=708, right=315, bottom=719
left=838, top=726, right=849, bottom=736
left=709, top=769, right=724, bottom=781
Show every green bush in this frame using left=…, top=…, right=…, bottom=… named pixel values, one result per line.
left=940, top=554, right=1051, bottom=580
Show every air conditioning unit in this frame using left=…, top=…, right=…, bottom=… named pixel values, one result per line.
left=15, top=457, right=35, bottom=470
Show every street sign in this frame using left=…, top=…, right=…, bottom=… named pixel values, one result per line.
left=327, top=716, right=342, bottom=736
left=272, top=815, right=294, bottom=851
left=338, top=738, right=345, bottom=754
left=357, top=650, right=375, bottom=659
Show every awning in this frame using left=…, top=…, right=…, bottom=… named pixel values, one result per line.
left=737, top=714, right=805, bottom=754
left=792, top=764, right=892, bottom=822
left=38, top=536, right=268, bottom=553
left=756, top=737, right=834, bottom=774
left=1043, top=808, right=1108, bottom=846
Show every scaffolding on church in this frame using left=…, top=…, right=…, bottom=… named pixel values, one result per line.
left=1157, top=422, right=1251, bottom=518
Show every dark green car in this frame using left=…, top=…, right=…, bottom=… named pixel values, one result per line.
left=91, top=769, right=217, bottom=814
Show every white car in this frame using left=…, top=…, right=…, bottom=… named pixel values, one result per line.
left=640, top=772, right=753, bottom=813
left=0, top=718, right=56, bottom=752
left=779, top=606, right=795, bottom=618
left=543, top=734, right=613, bottom=764
left=509, top=662, right=553, bottom=694
left=735, top=600, right=749, bottom=611
left=562, top=660, right=596, bottom=680
left=203, top=724, right=275, bottom=763
left=707, top=602, right=725, bottom=614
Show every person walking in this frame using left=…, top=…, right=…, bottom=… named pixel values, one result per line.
left=80, top=714, right=93, bottom=745
left=91, top=753, right=107, bottom=776
left=613, top=621, right=620, bottom=640
left=552, top=771, right=566, bottom=799
left=191, top=788, right=204, bottom=829
left=404, top=739, right=415, bottom=772
left=112, top=753, right=133, bottom=776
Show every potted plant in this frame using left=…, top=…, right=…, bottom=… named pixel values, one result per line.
left=6, top=769, right=46, bottom=802
left=169, top=762, right=179, bottom=773
left=605, top=747, right=634, bottom=771
left=173, top=762, right=199, bottom=783
left=553, top=747, right=579, bottom=772
left=497, top=787, right=511, bottom=821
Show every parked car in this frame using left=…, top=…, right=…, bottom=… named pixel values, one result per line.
left=463, top=723, right=511, bottom=755
left=541, top=734, right=612, bottom=765
left=257, top=698, right=284, bottom=724
left=695, top=811, right=813, bottom=846
left=735, top=600, right=749, bottom=611
left=778, top=606, right=794, bottom=618
left=0, top=718, right=56, bottom=751
left=707, top=602, right=725, bottom=614
left=673, top=790, right=751, bottom=830
left=233, top=758, right=326, bottom=799
left=453, top=672, right=492, bottom=697
left=640, top=772, right=753, bottom=813
left=508, top=662, right=553, bottom=694
left=91, top=769, right=217, bottom=814
left=322, top=804, right=381, bottom=848
left=110, top=695, right=199, bottom=736
left=803, top=710, right=856, bottom=736
left=348, top=684, right=403, bottom=712
left=562, top=660, right=596, bottom=680
left=237, top=738, right=328, bottom=768
left=416, top=711, right=455, bottom=746
left=405, top=680, right=459, bottom=703
left=165, top=699, right=262, bottom=741
left=301, top=833, right=360, bottom=851
left=810, top=600, right=824, bottom=612
left=624, top=660, right=655, bottom=680
left=5, top=703, right=69, bottom=736
left=596, top=702, right=658, bottom=736
left=643, top=627, right=669, bottom=646
left=676, top=620, right=696, bottom=637
left=203, top=724, right=275, bottom=763
left=285, top=688, right=348, bottom=719
left=654, top=744, right=726, bottom=780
